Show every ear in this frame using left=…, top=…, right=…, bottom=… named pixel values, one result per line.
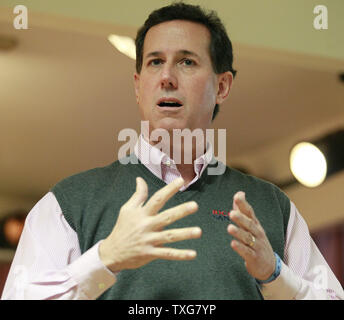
left=134, top=72, right=140, bottom=104
left=215, top=71, right=233, bottom=105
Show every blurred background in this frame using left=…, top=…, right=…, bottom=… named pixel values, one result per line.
left=0, top=0, right=343, bottom=295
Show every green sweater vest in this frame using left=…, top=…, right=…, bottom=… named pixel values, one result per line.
left=51, top=155, right=290, bottom=300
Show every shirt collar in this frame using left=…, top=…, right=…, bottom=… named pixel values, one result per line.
left=134, top=133, right=214, bottom=179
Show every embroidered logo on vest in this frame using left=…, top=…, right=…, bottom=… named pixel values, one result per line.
left=211, top=209, right=232, bottom=221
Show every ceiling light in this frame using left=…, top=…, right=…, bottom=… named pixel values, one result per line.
left=108, top=34, right=136, bottom=60
left=289, top=129, right=344, bottom=188
left=290, top=142, right=327, bottom=187
left=233, top=129, right=344, bottom=190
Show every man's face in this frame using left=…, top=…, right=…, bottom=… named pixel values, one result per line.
left=134, top=20, right=231, bottom=136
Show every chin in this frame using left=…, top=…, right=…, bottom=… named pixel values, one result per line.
left=152, top=118, right=188, bottom=133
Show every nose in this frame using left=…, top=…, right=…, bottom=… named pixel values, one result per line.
left=160, top=64, right=177, bottom=90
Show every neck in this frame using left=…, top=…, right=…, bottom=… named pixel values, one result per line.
left=144, top=130, right=207, bottom=184
left=175, top=163, right=196, bottom=186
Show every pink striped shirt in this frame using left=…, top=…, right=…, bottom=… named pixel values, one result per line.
left=1, top=135, right=343, bottom=299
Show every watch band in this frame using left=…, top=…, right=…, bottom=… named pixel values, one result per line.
left=256, top=252, right=282, bottom=284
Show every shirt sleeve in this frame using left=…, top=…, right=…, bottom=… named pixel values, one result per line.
left=1, top=192, right=117, bottom=300
left=260, top=201, right=344, bottom=300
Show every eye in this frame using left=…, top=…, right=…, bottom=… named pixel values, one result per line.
left=148, top=58, right=163, bottom=66
left=181, top=58, right=195, bottom=66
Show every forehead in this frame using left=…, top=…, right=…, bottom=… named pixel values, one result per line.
left=143, top=20, right=211, bottom=58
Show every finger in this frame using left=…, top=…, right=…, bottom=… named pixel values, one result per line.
left=153, top=201, right=199, bottom=229
left=229, top=210, right=258, bottom=236
left=150, top=247, right=197, bottom=260
left=127, top=177, right=149, bottom=207
left=233, top=192, right=256, bottom=221
left=227, top=224, right=255, bottom=247
left=230, top=239, right=255, bottom=261
left=144, top=177, right=184, bottom=215
left=148, top=227, right=202, bottom=245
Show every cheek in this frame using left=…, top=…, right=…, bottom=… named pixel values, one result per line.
left=190, top=76, right=217, bottom=107
left=137, top=82, right=151, bottom=108
left=137, top=77, right=157, bottom=119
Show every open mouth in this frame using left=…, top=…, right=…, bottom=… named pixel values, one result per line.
left=158, top=101, right=182, bottom=108
left=157, top=98, right=183, bottom=108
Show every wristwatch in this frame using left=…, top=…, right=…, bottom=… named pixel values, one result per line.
left=256, top=252, right=282, bottom=284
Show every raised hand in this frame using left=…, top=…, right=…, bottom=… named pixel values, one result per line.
left=99, top=177, right=202, bottom=273
left=227, top=191, right=276, bottom=281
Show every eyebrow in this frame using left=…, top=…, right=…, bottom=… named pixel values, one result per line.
left=144, top=50, right=201, bottom=60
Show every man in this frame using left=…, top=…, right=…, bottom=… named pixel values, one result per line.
left=2, top=3, right=344, bottom=300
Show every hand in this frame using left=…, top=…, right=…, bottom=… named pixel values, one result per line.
left=227, top=191, right=276, bottom=281
left=99, top=177, right=202, bottom=273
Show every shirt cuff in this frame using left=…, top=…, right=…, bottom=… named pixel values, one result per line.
left=259, top=260, right=302, bottom=300
left=66, top=240, right=117, bottom=299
